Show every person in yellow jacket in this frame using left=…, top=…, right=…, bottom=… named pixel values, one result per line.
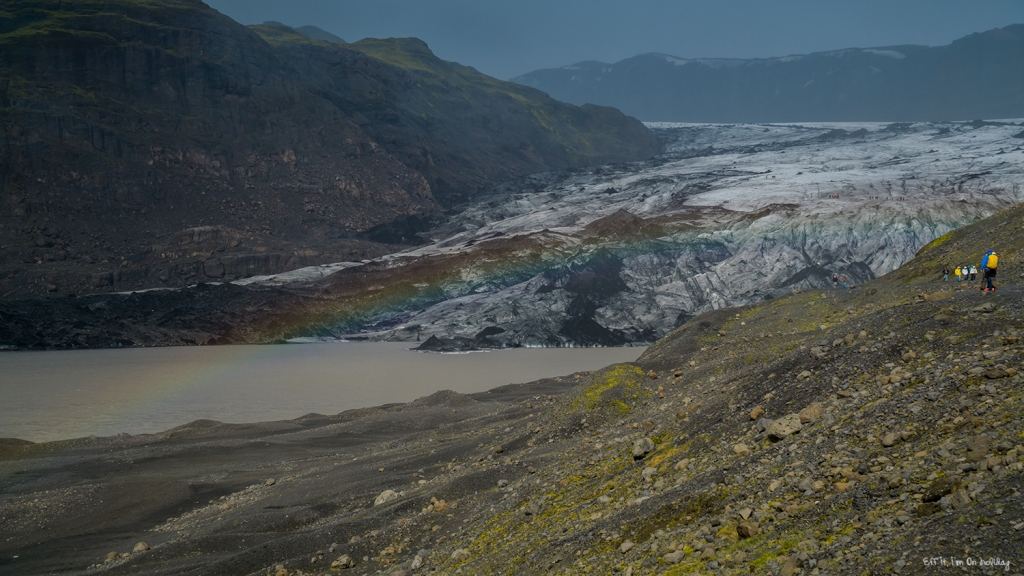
left=981, top=251, right=998, bottom=291
left=955, top=266, right=962, bottom=282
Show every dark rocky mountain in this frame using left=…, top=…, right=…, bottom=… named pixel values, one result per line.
left=0, top=0, right=659, bottom=299
left=513, top=24, right=1024, bottom=122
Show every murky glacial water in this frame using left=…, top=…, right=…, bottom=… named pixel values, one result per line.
left=0, top=342, right=643, bottom=442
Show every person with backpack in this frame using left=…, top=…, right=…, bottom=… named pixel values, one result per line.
left=841, top=274, right=849, bottom=289
left=942, top=266, right=949, bottom=282
left=969, top=264, right=978, bottom=282
left=955, top=266, right=962, bottom=282
left=981, top=251, right=998, bottom=291
left=832, top=273, right=838, bottom=289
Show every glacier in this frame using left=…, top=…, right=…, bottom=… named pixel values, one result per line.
left=273, top=121, right=1024, bottom=347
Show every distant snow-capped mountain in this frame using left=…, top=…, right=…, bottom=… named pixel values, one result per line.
left=513, top=24, right=1024, bottom=122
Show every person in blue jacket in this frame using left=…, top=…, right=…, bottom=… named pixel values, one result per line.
left=981, top=251, right=998, bottom=291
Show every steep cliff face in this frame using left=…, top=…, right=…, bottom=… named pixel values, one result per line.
left=0, top=0, right=658, bottom=299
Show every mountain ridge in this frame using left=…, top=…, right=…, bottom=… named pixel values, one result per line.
left=513, top=24, right=1024, bottom=122
left=0, top=0, right=659, bottom=300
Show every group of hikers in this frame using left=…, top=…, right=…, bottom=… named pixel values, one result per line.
left=941, top=250, right=999, bottom=291
left=831, top=273, right=850, bottom=289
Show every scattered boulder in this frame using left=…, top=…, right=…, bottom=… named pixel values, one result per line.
left=132, top=542, right=150, bottom=553
left=796, top=370, right=812, bottom=381
left=749, top=406, right=765, bottom=420
left=663, top=550, right=686, bottom=564
left=331, top=555, right=355, bottom=569
left=737, top=521, right=760, bottom=538
left=922, top=476, right=961, bottom=502
left=798, top=403, right=823, bottom=424
left=966, top=438, right=991, bottom=462
left=374, top=490, right=399, bottom=506
left=451, top=549, right=470, bottom=562
left=733, top=443, right=751, bottom=457
left=265, top=478, right=276, bottom=486
left=619, top=540, right=634, bottom=554
left=766, top=414, right=803, bottom=441
left=632, top=438, right=655, bottom=460
left=881, top=433, right=899, bottom=447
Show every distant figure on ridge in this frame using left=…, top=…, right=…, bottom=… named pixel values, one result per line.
left=942, top=266, right=949, bottom=282
left=841, top=274, right=849, bottom=289
left=832, top=273, right=839, bottom=289
left=981, top=251, right=999, bottom=291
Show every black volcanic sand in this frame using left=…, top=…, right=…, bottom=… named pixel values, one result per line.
left=0, top=377, right=584, bottom=575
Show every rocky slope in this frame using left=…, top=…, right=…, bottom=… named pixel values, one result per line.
left=2, top=195, right=1023, bottom=576
left=513, top=24, right=1024, bottom=123
left=0, top=0, right=658, bottom=299
left=2, top=121, right=1020, bottom=350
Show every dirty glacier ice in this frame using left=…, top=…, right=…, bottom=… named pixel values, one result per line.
left=346, top=121, right=1024, bottom=347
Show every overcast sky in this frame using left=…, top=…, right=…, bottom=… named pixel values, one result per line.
left=206, top=0, right=1024, bottom=80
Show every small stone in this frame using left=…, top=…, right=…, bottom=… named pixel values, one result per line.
left=434, top=500, right=448, bottom=512
left=491, top=445, right=504, bottom=454
left=642, top=467, right=658, bottom=482
left=632, top=438, right=655, bottom=460
left=749, top=406, right=765, bottom=420
left=901, top=351, right=917, bottom=362
left=738, top=507, right=753, bottom=520
left=104, top=552, right=119, bottom=562
left=663, top=550, right=686, bottom=564
left=411, top=555, right=424, bottom=569
left=265, top=478, right=276, bottom=486
left=882, top=433, right=899, bottom=447
left=737, top=522, right=760, bottom=538
left=132, top=542, right=150, bottom=553
left=780, top=556, right=799, bottom=576
left=619, top=540, right=634, bottom=554
left=451, top=549, right=470, bottom=562
left=798, top=403, right=824, bottom=424
left=497, top=479, right=509, bottom=487
left=917, top=502, right=941, bottom=516
left=647, top=370, right=658, bottom=380
left=733, top=443, right=751, bottom=457
left=766, top=414, right=803, bottom=441
left=835, top=482, right=852, bottom=492
left=858, top=330, right=868, bottom=339
left=796, top=370, right=812, bottom=381
left=966, top=438, right=991, bottom=463
left=374, top=490, right=399, bottom=506
left=922, top=476, right=961, bottom=502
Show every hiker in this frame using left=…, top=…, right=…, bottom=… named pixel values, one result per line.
left=832, top=273, right=839, bottom=289
left=955, top=266, right=962, bottom=282
left=969, top=264, right=978, bottom=282
left=841, top=274, right=849, bottom=289
left=981, top=251, right=999, bottom=291
left=942, top=266, right=949, bottom=282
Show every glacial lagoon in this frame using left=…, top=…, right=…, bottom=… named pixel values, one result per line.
left=0, top=342, right=643, bottom=442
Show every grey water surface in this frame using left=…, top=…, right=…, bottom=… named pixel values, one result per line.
left=0, top=342, right=643, bottom=442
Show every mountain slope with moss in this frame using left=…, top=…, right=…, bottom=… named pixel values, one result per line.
left=0, top=0, right=658, bottom=300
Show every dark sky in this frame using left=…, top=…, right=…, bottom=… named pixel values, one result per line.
left=207, top=0, right=1024, bottom=80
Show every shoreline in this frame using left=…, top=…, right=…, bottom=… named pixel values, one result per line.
left=0, top=343, right=645, bottom=444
